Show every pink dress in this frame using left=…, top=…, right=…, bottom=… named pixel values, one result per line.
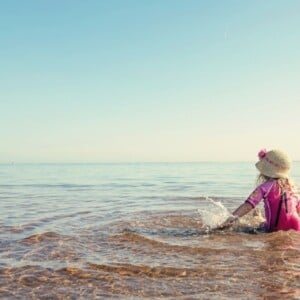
left=246, top=180, right=300, bottom=232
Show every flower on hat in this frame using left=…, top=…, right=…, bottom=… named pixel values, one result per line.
left=258, top=148, right=267, bottom=160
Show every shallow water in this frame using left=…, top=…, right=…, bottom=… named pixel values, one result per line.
left=1, top=162, right=300, bottom=299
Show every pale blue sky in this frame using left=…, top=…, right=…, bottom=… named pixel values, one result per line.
left=1, top=0, right=300, bottom=162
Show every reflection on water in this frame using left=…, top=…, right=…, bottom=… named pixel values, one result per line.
left=1, top=163, right=300, bottom=299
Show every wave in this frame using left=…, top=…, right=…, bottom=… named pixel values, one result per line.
left=21, top=231, right=70, bottom=244
left=1, top=261, right=300, bottom=300
left=84, top=263, right=201, bottom=278
left=0, top=263, right=214, bottom=285
left=0, top=183, right=95, bottom=190
left=0, top=211, right=92, bottom=236
left=0, top=262, right=220, bottom=284
left=109, top=232, right=234, bottom=255
left=121, top=227, right=207, bottom=237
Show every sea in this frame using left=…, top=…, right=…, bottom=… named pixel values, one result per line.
left=0, top=162, right=300, bottom=299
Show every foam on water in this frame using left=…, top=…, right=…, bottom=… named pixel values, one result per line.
left=198, top=197, right=232, bottom=229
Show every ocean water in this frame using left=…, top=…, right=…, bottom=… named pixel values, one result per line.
left=1, top=162, right=300, bottom=299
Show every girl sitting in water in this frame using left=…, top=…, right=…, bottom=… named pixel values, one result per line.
left=221, top=149, right=300, bottom=232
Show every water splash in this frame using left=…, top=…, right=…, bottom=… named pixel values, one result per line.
left=198, top=198, right=232, bottom=229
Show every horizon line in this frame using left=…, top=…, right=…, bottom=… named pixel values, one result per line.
left=0, top=160, right=275, bottom=165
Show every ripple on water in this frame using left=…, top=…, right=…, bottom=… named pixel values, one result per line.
left=1, top=199, right=300, bottom=298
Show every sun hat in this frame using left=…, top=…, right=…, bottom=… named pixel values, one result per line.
left=255, top=149, right=291, bottom=178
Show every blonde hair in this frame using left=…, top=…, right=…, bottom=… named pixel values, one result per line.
left=256, top=174, right=297, bottom=193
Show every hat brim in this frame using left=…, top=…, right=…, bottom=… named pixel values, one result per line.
left=255, top=160, right=289, bottom=178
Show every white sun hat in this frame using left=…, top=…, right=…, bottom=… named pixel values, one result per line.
left=255, top=149, right=291, bottom=178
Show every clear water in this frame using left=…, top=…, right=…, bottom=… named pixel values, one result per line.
left=1, top=162, right=300, bottom=299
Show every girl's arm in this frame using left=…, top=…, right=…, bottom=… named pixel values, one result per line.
left=232, top=202, right=254, bottom=218
left=218, top=202, right=253, bottom=229
left=219, top=184, right=265, bottom=229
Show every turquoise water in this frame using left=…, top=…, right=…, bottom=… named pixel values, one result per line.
left=1, top=162, right=300, bottom=299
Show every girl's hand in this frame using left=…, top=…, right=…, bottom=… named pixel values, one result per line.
left=218, top=215, right=238, bottom=229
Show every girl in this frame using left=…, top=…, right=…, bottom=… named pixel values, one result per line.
left=221, top=149, right=300, bottom=232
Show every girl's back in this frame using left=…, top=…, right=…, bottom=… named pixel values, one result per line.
left=265, top=182, right=300, bottom=232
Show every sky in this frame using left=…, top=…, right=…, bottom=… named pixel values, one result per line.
left=1, top=0, right=300, bottom=163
